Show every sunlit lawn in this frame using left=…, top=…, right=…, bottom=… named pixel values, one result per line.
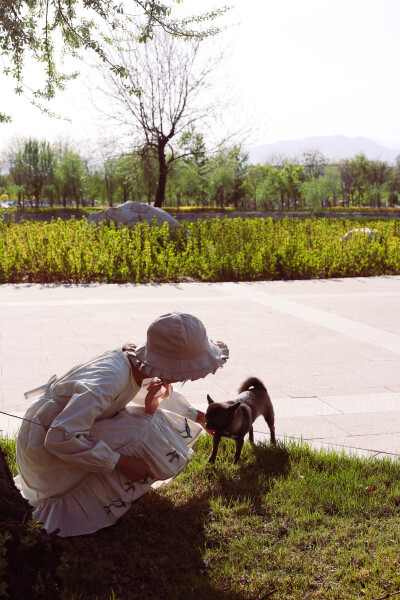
left=2, top=434, right=400, bottom=600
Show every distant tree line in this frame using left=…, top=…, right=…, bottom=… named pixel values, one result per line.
left=250, top=150, right=400, bottom=211
left=1, top=140, right=400, bottom=211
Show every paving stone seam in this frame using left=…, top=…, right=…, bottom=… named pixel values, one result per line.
left=0, top=295, right=236, bottom=308
left=222, top=282, right=400, bottom=355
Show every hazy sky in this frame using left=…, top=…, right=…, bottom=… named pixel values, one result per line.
left=1, top=0, right=400, bottom=152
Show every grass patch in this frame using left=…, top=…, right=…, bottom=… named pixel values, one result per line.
left=2, top=434, right=400, bottom=599
left=0, top=435, right=18, bottom=476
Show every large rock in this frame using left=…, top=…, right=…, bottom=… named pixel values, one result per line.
left=342, top=227, right=382, bottom=243
left=87, top=201, right=181, bottom=229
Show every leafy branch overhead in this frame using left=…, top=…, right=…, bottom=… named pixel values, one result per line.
left=0, top=0, right=229, bottom=123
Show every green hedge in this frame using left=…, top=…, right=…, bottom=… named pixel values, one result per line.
left=1, top=217, right=399, bottom=283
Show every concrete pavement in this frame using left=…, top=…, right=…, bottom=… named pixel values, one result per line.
left=1, top=276, right=400, bottom=460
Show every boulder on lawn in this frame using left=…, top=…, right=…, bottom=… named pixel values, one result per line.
left=341, top=227, right=382, bottom=243
left=87, top=201, right=181, bottom=229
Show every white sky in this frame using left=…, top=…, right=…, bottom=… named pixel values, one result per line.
left=1, top=0, right=400, bottom=155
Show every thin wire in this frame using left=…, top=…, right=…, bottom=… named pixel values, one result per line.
left=0, top=409, right=67, bottom=434
left=2, top=407, right=399, bottom=456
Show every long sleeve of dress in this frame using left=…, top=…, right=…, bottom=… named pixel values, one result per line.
left=44, top=359, right=131, bottom=475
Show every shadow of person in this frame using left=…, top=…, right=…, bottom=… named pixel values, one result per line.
left=60, top=492, right=249, bottom=600
left=59, top=442, right=289, bottom=600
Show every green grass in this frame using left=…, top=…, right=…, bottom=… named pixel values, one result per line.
left=2, top=435, right=400, bottom=599
left=1, top=216, right=400, bottom=283
left=0, top=435, right=18, bottom=476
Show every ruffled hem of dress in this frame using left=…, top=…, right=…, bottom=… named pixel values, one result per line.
left=32, top=468, right=148, bottom=537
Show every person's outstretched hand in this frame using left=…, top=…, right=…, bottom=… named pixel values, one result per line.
left=196, top=410, right=206, bottom=427
left=116, top=454, right=155, bottom=481
left=196, top=409, right=214, bottom=435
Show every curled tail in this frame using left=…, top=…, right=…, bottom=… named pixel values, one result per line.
left=238, top=377, right=266, bottom=393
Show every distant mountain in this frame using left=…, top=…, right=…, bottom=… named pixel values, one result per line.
left=246, top=135, right=400, bottom=165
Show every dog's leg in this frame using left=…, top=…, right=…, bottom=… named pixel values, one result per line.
left=248, top=426, right=254, bottom=444
left=209, top=433, right=222, bottom=464
left=233, top=437, right=244, bottom=464
left=269, top=425, right=276, bottom=445
left=264, top=411, right=276, bottom=445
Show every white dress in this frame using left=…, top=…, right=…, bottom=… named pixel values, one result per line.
left=14, top=348, right=203, bottom=537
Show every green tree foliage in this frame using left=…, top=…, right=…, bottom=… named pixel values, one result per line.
left=338, top=154, right=392, bottom=207
left=367, top=160, right=391, bottom=208
left=339, top=154, right=370, bottom=206
left=255, top=164, right=306, bottom=211
left=4, top=135, right=400, bottom=210
left=208, top=145, right=250, bottom=208
left=255, top=165, right=282, bottom=210
left=0, top=0, right=228, bottom=123
left=85, top=168, right=103, bottom=207
left=386, top=159, right=400, bottom=207
left=103, top=157, right=119, bottom=207
left=301, top=177, right=324, bottom=211
left=10, top=138, right=56, bottom=208
left=166, top=127, right=209, bottom=206
left=302, top=167, right=342, bottom=210
left=115, top=154, right=137, bottom=203
left=280, top=164, right=306, bottom=209
left=179, top=126, right=208, bottom=169
left=56, top=150, right=87, bottom=208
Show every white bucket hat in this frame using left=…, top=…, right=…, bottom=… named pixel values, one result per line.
left=124, top=312, right=229, bottom=381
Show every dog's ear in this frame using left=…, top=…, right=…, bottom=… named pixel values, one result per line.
left=207, top=394, right=214, bottom=405
left=229, top=403, right=241, bottom=414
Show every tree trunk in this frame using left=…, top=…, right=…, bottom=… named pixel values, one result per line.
left=154, top=144, right=168, bottom=208
left=0, top=449, right=61, bottom=599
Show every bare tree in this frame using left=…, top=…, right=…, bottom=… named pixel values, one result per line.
left=95, top=30, right=226, bottom=207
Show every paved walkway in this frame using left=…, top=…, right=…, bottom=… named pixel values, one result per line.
left=1, top=276, right=400, bottom=460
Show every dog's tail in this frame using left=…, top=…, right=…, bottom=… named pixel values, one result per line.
left=238, top=377, right=266, bottom=393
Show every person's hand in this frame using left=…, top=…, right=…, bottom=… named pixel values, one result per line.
left=144, top=379, right=172, bottom=414
left=196, top=409, right=214, bottom=435
left=196, top=410, right=206, bottom=427
left=116, top=454, right=155, bottom=481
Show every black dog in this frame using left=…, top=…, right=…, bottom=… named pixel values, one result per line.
left=205, top=377, right=275, bottom=464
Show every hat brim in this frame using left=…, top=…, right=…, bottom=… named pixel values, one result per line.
left=125, top=339, right=229, bottom=382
